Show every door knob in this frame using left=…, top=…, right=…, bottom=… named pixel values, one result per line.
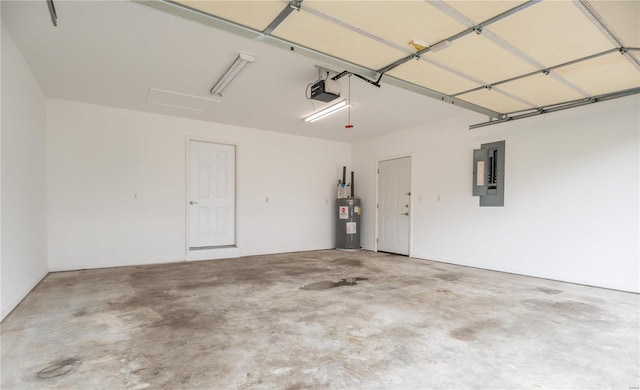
left=401, top=212, right=409, bottom=216
left=189, top=201, right=199, bottom=205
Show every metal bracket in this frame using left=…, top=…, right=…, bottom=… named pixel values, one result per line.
left=46, top=0, right=58, bottom=26
left=263, top=0, right=303, bottom=35
left=289, top=0, right=302, bottom=11
left=469, top=87, right=640, bottom=129
left=332, top=70, right=382, bottom=88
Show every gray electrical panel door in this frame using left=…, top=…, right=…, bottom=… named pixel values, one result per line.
left=473, top=140, right=505, bottom=207
left=473, top=149, right=488, bottom=196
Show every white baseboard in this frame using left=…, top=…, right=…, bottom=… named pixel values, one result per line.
left=186, top=246, right=240, bottom=261
left=1, top=270, right=48, bottom=322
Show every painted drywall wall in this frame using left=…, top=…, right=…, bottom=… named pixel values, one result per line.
left=47, top=99, right=351, bottom=270
left=353, top=95, right=639, bottom=293
left=1, top=24, right=48, bottom=320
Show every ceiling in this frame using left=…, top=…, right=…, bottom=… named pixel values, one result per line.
left=153, top=0, right=640, bottom=125
left=2, top=1, right=638, bottom=142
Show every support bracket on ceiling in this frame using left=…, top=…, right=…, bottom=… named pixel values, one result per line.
left=469, top=87, right=640, bottom=129
left=452, top=48, right=620, bottom=97
left=377, top=0, right=540, bottom=76
left=263, top=0, right=303, bottom=35
left=134, top=0, right=524, bottom=120
left=575, top=0, right=640, bottom=70
left=332, top=71, right=382, bottom=88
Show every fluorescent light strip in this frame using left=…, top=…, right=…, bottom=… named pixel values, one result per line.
left=304, top=100, right=349, bottom=123
left=210, top=52, right=255, bottom=97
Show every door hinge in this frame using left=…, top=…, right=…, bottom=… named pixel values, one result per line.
left=376, top=237, right=378, bottom=243
left=377, top=168, right=379, bottom=174
left=376, top=203, right=379, bottom=209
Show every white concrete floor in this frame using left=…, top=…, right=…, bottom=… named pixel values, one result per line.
left=1, top=250, right=639, bottom=389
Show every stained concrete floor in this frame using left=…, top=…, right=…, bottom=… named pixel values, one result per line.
left=1, top=250, right=638, bottom=389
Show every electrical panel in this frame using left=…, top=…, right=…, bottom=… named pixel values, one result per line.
left=473, top=140, right=505, bottom=207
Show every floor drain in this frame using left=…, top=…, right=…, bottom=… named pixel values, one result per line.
left=301, top=277, right=368, bottom=290
left=37, top=358, right=80, bottom=379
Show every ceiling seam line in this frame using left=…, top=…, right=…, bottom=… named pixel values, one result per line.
left=427, top=0, right=476, bottom=27
left=301, top=5, right=414, bottom=55
left=262, top=0, right=302, bottom=36
left=135, top=0, right=379, bottom=79
left=469, top=87, right=640, bottom=129
left=406, top=2, right=494, bottom=91
left=547, top=72, right=591, bottom=97
left=135, top=0, right=501, bottom=119
left=574, top=0, right=624, bottom=47
left=429, top=0, right=590, bottom=99
left=138, top=1, right=263, bottom=38
left=623, top=54, right=640, bottom=71
left=376, top=0, right=541, bottom=75
left=420, top=57, right=487, bottom=86
left=427, top=1, right=590, bottom=99
left=492, top=87, right=538, bottom=109
left=500, top=87, right=639, bottom=118
left=451, top=48, right=620, bottom=97
left=480, top=30, right=591, bottom=98
left=625, top=49, right=640, bottom=71
left=261, top=35, right=378, bottom=77
left=381, top=76, right=503, bottom=118
left=480, top=30, right=545, bottom=69
left=574, top=0, right=640, bottom=70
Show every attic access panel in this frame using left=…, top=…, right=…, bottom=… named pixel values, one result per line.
left=143, top=0, right=640, bottom=127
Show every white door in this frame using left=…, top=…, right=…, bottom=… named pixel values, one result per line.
left=377, top=157, right=411, bottom=255
left=188, top=141, right=235, bottom=248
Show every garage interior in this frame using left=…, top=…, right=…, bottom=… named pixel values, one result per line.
left=1, top=0, right=638, bottom=388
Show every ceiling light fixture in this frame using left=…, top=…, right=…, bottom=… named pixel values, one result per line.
left=210, top=52, right=255, bottom=97
left=304, top=100, right=349, bottom=123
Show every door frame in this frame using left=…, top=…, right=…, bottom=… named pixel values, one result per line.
left=375, top=154, right=413, bottom=256
left=185, top=136, right=238, bottom=256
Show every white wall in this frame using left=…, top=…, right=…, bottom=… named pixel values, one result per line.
left=47, top=99, right=351, bottom=270
left=1, top=24, right=48, bottom=320
left=353, top=95, right=639, bottom=293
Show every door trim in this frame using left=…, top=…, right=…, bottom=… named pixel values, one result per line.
left=185, top=136, right=239, bottom=258
left=375, top=154, right=413, bottom=256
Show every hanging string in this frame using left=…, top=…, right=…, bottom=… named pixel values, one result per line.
left=345, top=74, right=353, bottom=129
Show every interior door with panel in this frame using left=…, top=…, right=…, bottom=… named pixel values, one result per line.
left=377, top=157, right=411, bottom=255
left=188, top=141, right=236, bottom=248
